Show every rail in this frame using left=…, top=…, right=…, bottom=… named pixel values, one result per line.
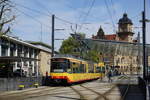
left=70, top=82, right=117, bottom=100
left=0, top=87, right=63, bottom=100
left=70, top=86, right=87, bottom=100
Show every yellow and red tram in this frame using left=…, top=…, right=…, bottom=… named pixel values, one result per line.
left=49, top=56, right=105, bottom=84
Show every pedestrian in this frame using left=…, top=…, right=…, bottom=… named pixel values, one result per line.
left=107, top=70, right=112, bottom=82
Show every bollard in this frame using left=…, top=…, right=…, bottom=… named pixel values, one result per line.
left=18, top=85, right=25, bottom=90
left=34, top=83, right=39, bottom=88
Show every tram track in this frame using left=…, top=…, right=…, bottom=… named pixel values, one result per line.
left=80, top=84, right=110, bottom=100
left=25, top=83, right=131, bottom=100
left=121, top=84, right=130, bottom=100
left=0, top=86, right=61, bottom=96
left=120, top=77, right=131, bottom=100
left=70, top=86, right=87, bottom=100
left=70, top=82, right=117, bottom=100
left=0, top=75, right=133, bottom=100
left=0, top=87, right=63, bottom=100
left=0, top=84, right=112, bottom=100
left=0, top=86, right=55, bottom=96
left=94, top=84, right=117, bottom=100
left=70, top=76, right=132, bottom=100
left=26, top=84, right=112, bottom=99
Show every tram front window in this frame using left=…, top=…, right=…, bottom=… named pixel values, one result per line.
left=51, top=59, right=69, bottom=72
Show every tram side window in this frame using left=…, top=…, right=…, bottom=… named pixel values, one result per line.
left=96, top=67, right=100, bottom=73
left=102, top=67, right=105, bottom=73
left=71, top=62, right=80, bottom=73
left=79, top=64, right=85, bottom=73
left=88, top=64, right=94, bottom=73
left=67, top=61, right=70, bottom=69
left=72, top=67, right=79, bottom=73
left=96, top=67, right=105, bottom=73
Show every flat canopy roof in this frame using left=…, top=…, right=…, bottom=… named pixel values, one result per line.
left=0, top=56, right=39, bottom=63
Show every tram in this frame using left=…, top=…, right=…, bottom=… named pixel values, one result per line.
left=49, top=56, right=105, bottom=84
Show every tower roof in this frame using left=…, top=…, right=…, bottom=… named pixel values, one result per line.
left=97, top=26, right=105, bottom=39
left=118, top=13, right=133, bottom=25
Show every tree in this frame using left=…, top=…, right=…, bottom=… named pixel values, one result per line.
left=59, top=33, right=103, bottom=63
left=0, top=0, right=15, bottom=35
left=59, top=36, right=80, bottom=54
left=85, top=45, right=102, bottom=63
left=59, top=33, right=86, bottom=55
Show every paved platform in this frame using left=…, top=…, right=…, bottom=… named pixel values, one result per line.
left=0, top=75, right=146, bottom=100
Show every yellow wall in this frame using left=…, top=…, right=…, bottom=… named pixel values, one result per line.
left=39, top=51, right=51, bottom=76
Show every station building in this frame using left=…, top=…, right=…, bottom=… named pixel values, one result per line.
left=92, top=13, right=142, bottom=74
left=0, top=35, right=51, bottom=77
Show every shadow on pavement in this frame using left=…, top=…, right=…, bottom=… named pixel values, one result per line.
left=117, top=84, right=146, bottom=100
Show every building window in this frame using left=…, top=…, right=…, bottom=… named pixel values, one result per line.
left=24, top=46, right=28, bottom=57
left=18, top=44, right=23, bottom=57
left=1, top=45, right=8, bottom=56
left=1, top=39, right=9, bottom=56
left=10, top=43, right=16, bottom=56
left=34, top=50, right=38, bottom=59
left=29, top=48, right=33, bottom=58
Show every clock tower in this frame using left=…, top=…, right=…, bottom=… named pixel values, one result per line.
left=116, top=13, right=134, bottom=42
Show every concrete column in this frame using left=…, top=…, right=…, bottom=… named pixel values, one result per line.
left=15, top=44, right=18, bottom=56
left=32, top=61, right=35, bottom=74
left=14, top=44, right=18, bottom=72
left=0, top=39, right=1, bottom=56
left=32, top=49, right=34, bottom=58
left=35, top=50, right=39, bottom=77
left=27, top=47, right=29, bottom=57
left=27, top=61, right=29, bottom=77
left=21, top=45, right=24, bottom=76
left=7, top=41, right=10, bottom=56
left=22, top=45, right=24, bottom=57
left=26, top=47, right=29, bottom=77
left=21, top=61, right=24, bottom=76
left=36, top=61, right=39, bottom=77
left=32, top=49, right=35, bottom=74
left=13, top=62, right=17, bottom=72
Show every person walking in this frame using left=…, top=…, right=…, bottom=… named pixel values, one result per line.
left=107, top=70, right=112, bottom=82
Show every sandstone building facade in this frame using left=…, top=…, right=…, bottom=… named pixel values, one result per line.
left=92, top=13, right=141, bottom=74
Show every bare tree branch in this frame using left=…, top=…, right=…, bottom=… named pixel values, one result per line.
left=1, top=15, right=15, bottom=25
left=0, top=0, right=15, bottom=35
left=0, top=0, right=9, bottom=5
left=0, top=5, right=5, bottom=20
left=3, top=26, right=10, bottom=34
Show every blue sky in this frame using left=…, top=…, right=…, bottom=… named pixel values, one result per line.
left=12, top=0, right=150, bottom=50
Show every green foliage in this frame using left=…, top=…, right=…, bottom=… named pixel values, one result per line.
left=59, top=36, right=80, bottom=54
left=85, top=50, right=100, bottom=63
left=59, top=33, right=102, bottom=63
